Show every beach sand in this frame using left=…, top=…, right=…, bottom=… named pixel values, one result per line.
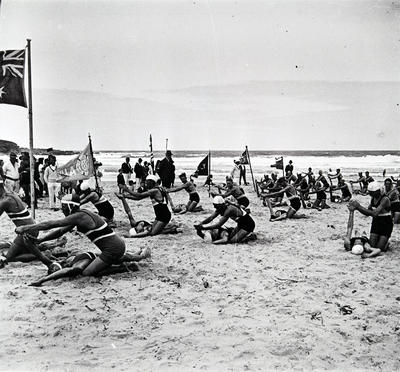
left=1, top=182, right=399, bottom=371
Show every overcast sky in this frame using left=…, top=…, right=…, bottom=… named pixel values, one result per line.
left=0, top=0, right=399, bottom=151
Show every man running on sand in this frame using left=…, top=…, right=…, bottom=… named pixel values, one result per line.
left=15, top=193, right=127, bottom=276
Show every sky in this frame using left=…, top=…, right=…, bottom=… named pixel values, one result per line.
left=0, top=0, right=399, bottom=151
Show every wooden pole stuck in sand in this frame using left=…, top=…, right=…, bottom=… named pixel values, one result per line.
left=26, top=39, right=35, bottom=218
left=88, top=133, right=99, bottom=192
left=246, top=146, right=259, bottom=196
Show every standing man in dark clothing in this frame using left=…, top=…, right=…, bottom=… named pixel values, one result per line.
left=285, top=160, right=294, bottom=176
left=134, top=158, right=145, bottom=191
left=238, top=163, right=248, bottom=186
left=156, top=150, right=175, bottom=188
left=121, top=157, right=133, bottom=186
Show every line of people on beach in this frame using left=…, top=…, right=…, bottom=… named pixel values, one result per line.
left=1, top=150, right=398, bottom=286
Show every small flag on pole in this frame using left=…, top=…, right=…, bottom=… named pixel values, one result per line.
left=270, top=156, right=284, bottom=170
left=239, top=149, right=249, bottom=165
left=57, top=144, right=94, bottom=182
left=195, top=154, right=209, bottom=176
left=0, top=49, right=27, bottom=107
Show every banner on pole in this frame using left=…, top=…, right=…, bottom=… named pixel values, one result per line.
left=239, top=149, right=249, bottom=165
left=57, top=144, right=94, bottom=182
left=195, top=154, right=209, bottom=176
left=270, top=156, right=284, bottom=170
left=0, top=49, right=27, bottom=107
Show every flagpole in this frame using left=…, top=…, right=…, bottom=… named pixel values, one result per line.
left=149, top=134, right=154, bottom=174
left=26, top=39, right=35, bottom=218
left=88, top=133, right=99, bottom=191
left=246, top=146, right=258, bottom=196
left=166, top=138, right=168, bottom=151
left=208, top=149, right=211, bottom=196
left=282, top=158, right=285, bottom=177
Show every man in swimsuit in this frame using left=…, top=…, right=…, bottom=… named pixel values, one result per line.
left=0, top=180, right=66, bottom=271
left=166, top=172, right=202, bottom=213
left=15, top=193, right=126, bottom=276
left=121, top=175, right=172, bottom=237
left=211, top=178, right=250, bottom=208
left=194, top=196, right=256, bottom=244
left=261, top=177, right=302, bottom=221
left=79, top=181, right=115, bottom=225
left=383, top=178, right=400, bottom=224
left=115, top=192, right=181, bottom=236
left=349, top=181, right=393, bottom=252
left=343, top=207, right=380, bottom=258
left=310, top=180, right=330, bottom=210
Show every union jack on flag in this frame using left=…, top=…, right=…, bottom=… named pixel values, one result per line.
left=0, top=49, right=27, bottom=107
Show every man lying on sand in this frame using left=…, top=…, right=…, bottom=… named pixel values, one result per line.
left=348, top=181, right=392, bottom=252
left=166, top=172, right=202, bottom=213
left=115, top=192, right=182, bottom=237
left=194, top=196, right=256, bottom=244
left=29, top=247, right=151, bottom=287
left=119, top=175, right=173, bottom=238
left=343, top=208, right=380, bottom=259
left=0, top=180, right=67, bottom=271
left=15, top=193, right=127, bottom=277
left=261, top=177, right=303, bottom=221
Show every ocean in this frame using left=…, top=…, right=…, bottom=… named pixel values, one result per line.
left=47, top=150, right=400, bottom=184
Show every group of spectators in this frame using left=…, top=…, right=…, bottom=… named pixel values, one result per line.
left=118, top=150, right=176, bottom=192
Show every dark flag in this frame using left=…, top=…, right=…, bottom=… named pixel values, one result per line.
left=270, top=156, right=284, bottom=170
left=196, top=154, right=209, bottom=176
left=0, top=49, right=27, bottom=107
left=149, top=134, right=155, bottom=174
left=239, top=149, right=249, bottom=165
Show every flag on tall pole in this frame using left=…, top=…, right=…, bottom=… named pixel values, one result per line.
left=0, top=49, right=27, bottom=107
left=239, top=150, right=249, bottom=165
left=149, top=134, right=155, bottom=174
left=244, top=146, right=259, bottom=196
left=57, top=142, right=95, bottom=182
left=195, top=154, right=209, bottom=176
left=270, top=156, right=284, bottom=170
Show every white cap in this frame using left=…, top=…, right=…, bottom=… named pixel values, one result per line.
left=213, top=195, right=225, bottom=205
left=351, top=244, right=364, bottom=255
left=146, top=175, right=158, bottom=183
left=80, top=181, right=90, bottom=191
left=368, top=181, right=381, bottom=192
left=129, top=227, right=137, bottom=237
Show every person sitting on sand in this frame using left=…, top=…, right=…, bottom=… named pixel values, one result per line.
left=343, top=207, right=381, bottom=258
left=0, top=180, right=67, bottom=271
left=28, top=247, right=151, bottom=287
left=294, top=173, right=310, bottom=201
left=79, top=181, right=115, bottom=225
left=261, top=177, right=303, bottom=220
left=115, top=192, right=181, bottom=237
left=348, top=181, right=393, bottom=252
left=166, top=172, right=202, bottom=213
left=285, top=170, right=297, bottom=184
left=383, top=178, right=400, bottom=224
left=120, top=175, right=172, bottom=238
left=211, top=177, right=250, bottom=208
left=15, top=193, right=127, bottom=276
left=194, top=196, right=256, bottom=244
left=336, top=178, right=352, bottom=202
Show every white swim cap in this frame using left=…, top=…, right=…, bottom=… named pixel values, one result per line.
left=61, top=194, right=80, bottom=206
left=129, top=227, right=137, bottom=237
left=213, top=195, right=225, bottom=205
left=351, top=244, right=364, bottom=255
left=146, top=175, right=158, bottom=183
left=368, top=181, right=381, bottom=192
left=80, top=181, right=90, bottom=191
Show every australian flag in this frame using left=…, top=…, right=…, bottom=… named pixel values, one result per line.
left=0, top=49, right=27, bottom=107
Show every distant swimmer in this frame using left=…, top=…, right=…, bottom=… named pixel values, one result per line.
left=0, top=180, right=66, bottom=271
left=194, top=196, right=256, bottom=244
left=15, top=193, right=126, bottom=277
left=211, top=177, right=250, bottom=208
left=121, top=175, right=172, bottom=237
left=343, top=207, right=380, bottom=259
left=261, top=177, right=303, bottom=221
left=167, top=172, right=202, bottom=213
left=115, top=192, right=182, bottom=236
left=79, top=181, right=115, bottom=225
left=383, top=178, right=400, bottom=224
left=348, top=181, right=393, bottom=252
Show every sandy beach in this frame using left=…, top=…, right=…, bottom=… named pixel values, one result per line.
left=0, top=181, right=399, bottom=371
